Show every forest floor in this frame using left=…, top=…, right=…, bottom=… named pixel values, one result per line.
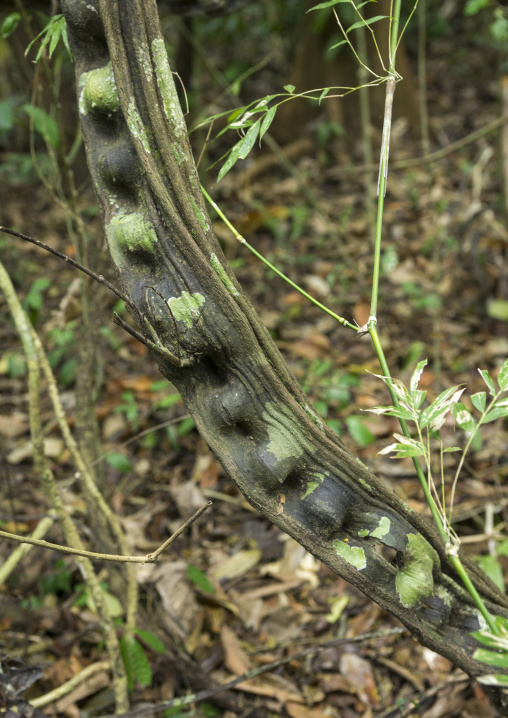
left=1, top=8, right=508, bottom=718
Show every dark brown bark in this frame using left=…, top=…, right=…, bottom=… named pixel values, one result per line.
left=60, top=0, right=508, bottom=711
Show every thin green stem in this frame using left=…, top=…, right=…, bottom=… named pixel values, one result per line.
left=369, top=326, right=447, bottom=544
left=201, top=186, right=359, bottom=332
left=389, top=0, right=402, bottom=72
left=448, top=391, right=503, bottom=524
left=370, top=78, right=395, bottom=322
left=449, top=554, right=499, bottom=634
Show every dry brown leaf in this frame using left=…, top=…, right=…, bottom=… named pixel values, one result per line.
left=221, top=624, right=252, bottom=675
left=0, top=413, right=27, bottom=439
left=234, top=672, right=302, bottom=702
left=211, top=548, right=262, bottom=582
left=339, top=652, right=380, bottom=707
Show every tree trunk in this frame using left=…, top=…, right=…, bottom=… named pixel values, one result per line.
left=61, top=0, right=508, bottom=711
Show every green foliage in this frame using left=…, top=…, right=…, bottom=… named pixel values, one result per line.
left=120, top=628, right=165, bottom=693
left=22, top=277, right=50, bottom=324
left=473, top=616, right=508, bottom=685
left=1, top=351, right=26, bottom=378
left=369, top=358, right=508, bottom=542
left=105, top=453, right=133, bottom=474
left=0, top=101, right=14, bottom=134
left=1, top=12, right=20, bottom=39
left=48, top=323, right=78, bottom=386
left=41, top=558, right=72, bottom=596
left=476, top=554, right=505, bottom=593
left=132, top=627, right=166, bottom=654
left=187, top=564, right=215, bottom=594
left=120, top=633, right=152, bottom=692
left=345, top=415, right=375, bottom=447
left=114, top=390, right=141, bottom=432
left=74, top=581, right=124, bottom=618
left=25, top=14, right=71, bottom=63
left=22, top=104, right=59, bottom=149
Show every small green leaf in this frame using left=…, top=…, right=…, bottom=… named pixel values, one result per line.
left=309, top=0, right=351, bottom=9
left=473, top=648, right=508, bottom=669
left=453, top=402, right=475, bottom=431
left=498, top=357, right=508, bottom=391
left=329, top=39, right=348, bottom=50
left=237, top=119, right=260, bottom=159
left=105, top=453, right=132, bottom=473
left=465, top=0, right=491, bottom=16
left=391, top=445, right=426, bottom=458
left=410, top=359, right=427, bottom=393
left=476, top=555, right=505, bottom=592
left=487, top=299, right=508, bottom=321
left=1, top=12, right=21, bottom=39
left=419, top=386, right=464, bottom=429
left=346, top=16, right=388, bottom=34
left=217, top=149, right=239, bottom=182
left=133, top=627, right=166, bottom=654
left=284, top=84, right=295, bottom=94
left=479, top=368, right=496, bottom=395
left=121, top=635, right=152, bottom=689
left=364, top=405, right=413, bottom=421
left=22, top=104, right=59, bottom=148
left=471, top=391, right=487, bottom=412
left=345, top=416, right=374, bottom=447
left=412, top=390, right=427, bottom=410
left=187, top=564, right=215, bottom=594
left=478, top=674, right=508, bottom=687
left=177, top=416, right=195, bottom=436
left=318, top=88, right=330, bottom=105
left=227, top=107, right=245, bottom=125
left=0, top=100, right=13, bottom=132
left=482, top=404, right=508, bottom=423
left=443, top=446, right=461, bottom=453
left=260, top=106, right=276, bottom=141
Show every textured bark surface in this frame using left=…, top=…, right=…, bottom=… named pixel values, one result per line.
left=61, top=0, right=508, bottom=708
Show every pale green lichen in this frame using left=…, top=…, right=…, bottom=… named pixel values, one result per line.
left=302, top=403, right=325, bottom=431
left=359, top=478, right=372, bottom=491
left=151, top=37, right=186, bottom=138
left=333, top=540, right=366, bottom=570
left=395, top=533, right=439, bottom=607
left=106, top=212, right=157, bottom=258
left=210, top=253, right=239, bottom=296
left=189, top=195, right=209, bottom=233
left=79, top=62, right=119, bottom=116
left=172, top=143, right=186, bottom=164
left=371, top=516, right=391, bottom=539
left=127, top=100, right=151, bottom=153
left=261, top=402, right=311, bottom=464
left=167, top=291, right=205, bottom=328
left=301, top=472, right=325, bottom=499
left=136, top=42, right=153, bottom=84
left=358, top=516, right=391, bottom=540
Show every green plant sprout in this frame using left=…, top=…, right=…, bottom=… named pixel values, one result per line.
left=366, top=357, right=508, bottom=538
left=25, top=14, right=71, bottom=62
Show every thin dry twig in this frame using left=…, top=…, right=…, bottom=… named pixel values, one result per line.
left=0, top=502, right=212, bottom=564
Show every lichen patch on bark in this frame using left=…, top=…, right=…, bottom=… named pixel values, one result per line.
left=396, top=533, right=439, bottom=607
left=127, top=100, right=151, bottom=153
left=333, top=540, right=367, bottom=570
left=106, top=211, right=157, bottom=259
left=151, top=37, right=187, bottom=138
left=210, top=253, right=239, bottom=296
left=167, top=291, right=205, bottom=328
left=79, top=62, right=119, bottom=115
